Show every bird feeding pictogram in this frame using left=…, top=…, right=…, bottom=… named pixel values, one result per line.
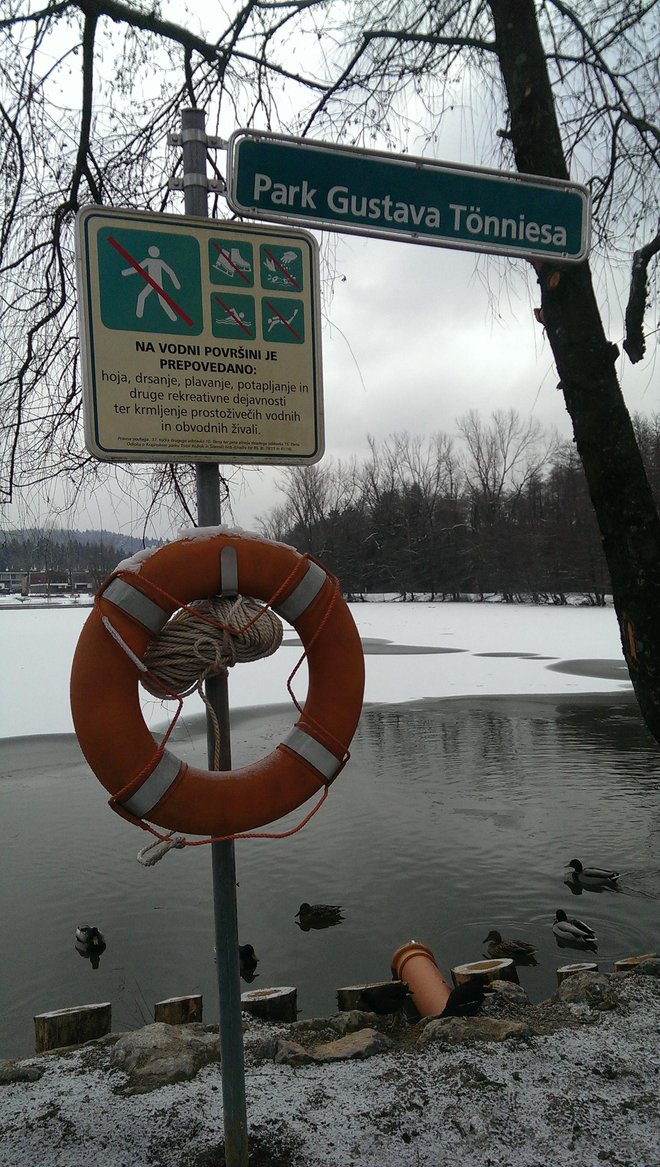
left=260, top=245, right=303, bottom=291
left=97, top=226, right=203, bottom=336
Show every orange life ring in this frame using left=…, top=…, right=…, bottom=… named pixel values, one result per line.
left=70, top=530, right=364, bottom=837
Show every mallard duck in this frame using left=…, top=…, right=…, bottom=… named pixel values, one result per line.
left=295, top=902, right=344, bottom=930
left=239, top=944, right=259, bottom=982
left=75, top=925, right=105, bottom=948
left=553, top=908, right=597, bottom=945
left=566, top=859, right=620, bottom=886
left=75, top=925, right=106, bottom=969
left=483, top=929, right=537, bottom=963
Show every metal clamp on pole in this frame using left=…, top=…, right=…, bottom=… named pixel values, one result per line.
left=168, top=131, right=227, bottom=149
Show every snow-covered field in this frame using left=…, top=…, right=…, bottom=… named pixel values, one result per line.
left=0, top=597, right=630, bottom=740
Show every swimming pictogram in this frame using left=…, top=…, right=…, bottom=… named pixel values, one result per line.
left=212, top=293, right=256, bottom=340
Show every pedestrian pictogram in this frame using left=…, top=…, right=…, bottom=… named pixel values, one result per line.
left=119, top=243, right=184, bottom=322
left=260, top=245, right=303, bottom=291
left=98, top=226, right=203, bottom=335
left=209, top=239, right=254, bottom=286
left=263, top=297, right=305, bottom=343
left=211, top=293, right=256, bottom=339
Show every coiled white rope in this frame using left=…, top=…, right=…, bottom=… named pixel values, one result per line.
left=135, top=594, right=283, bottom=863
left=140, top=595, right=283, bottom=698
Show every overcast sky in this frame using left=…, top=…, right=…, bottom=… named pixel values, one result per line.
left=23, top=208, right=653, bottom=539
left=187, top=211, right=658, bottom=532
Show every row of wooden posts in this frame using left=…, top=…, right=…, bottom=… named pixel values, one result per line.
left=33, top=952, right=653, bottom=1055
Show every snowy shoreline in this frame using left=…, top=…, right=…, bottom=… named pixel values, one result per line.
left=1, top=966, right=658, bottom=1167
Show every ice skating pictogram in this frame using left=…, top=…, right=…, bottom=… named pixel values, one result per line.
left=209, top=239, right=254, bottom=287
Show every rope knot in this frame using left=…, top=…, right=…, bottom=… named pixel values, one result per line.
left=136, top=832, right=186, bottom=866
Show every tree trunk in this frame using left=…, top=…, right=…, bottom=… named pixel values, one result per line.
left=489, top=0, right=660, bottom=744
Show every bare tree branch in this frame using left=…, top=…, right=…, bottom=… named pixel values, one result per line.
left=623, top=230, right=660, bottom=364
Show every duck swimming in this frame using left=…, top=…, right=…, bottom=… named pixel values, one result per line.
left=239, top=944, right=259, bottom=982
left=75, top=925, right=106, bottom=969
left=553, top=908, right=597, bottom=946
left=75, top=925, right=105, bottom=948
left=295, top=902, right=344, bottom=930
left=566, top=859, right=620, bottom=886
left=482, top=929, right=537, bottom=963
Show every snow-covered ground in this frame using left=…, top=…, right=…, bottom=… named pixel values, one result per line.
left=0, top=596, right=630, bottom=740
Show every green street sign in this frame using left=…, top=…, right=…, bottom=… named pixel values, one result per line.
left=75, top=206, right=323, bottom=465
left=227, top=131, right=590, bottom=264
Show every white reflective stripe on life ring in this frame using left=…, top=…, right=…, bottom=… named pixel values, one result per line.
left=103, top=577, right=171, bottom=635
left=121, top=749, right=183, bottom=818
left=282, top=725, right=344, bottom=783
left=274, top=561, right=327, bottom=624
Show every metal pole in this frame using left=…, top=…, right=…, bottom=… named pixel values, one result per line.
left=181, top=106, right=249, bottom=1167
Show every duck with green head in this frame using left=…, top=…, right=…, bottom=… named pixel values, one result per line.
left=566, top=859, right=620, bottom=887
left=553, top=908, right=597, bottom=949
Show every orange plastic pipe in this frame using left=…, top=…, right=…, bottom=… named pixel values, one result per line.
left=391, top=941, right=452, bottom=1017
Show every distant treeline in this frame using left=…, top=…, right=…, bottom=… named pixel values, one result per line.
left=260, top=411, right=660, bottom=603
left=4, top=410, right=660, bottom=603
left=0, top=527, right=158, bottom=586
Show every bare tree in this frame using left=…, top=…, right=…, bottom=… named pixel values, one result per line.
left=2, top=2, right=660, bottom=733
left=265, top=458, right=359, bottom=546
left=458, top=407, right=556, bottom=525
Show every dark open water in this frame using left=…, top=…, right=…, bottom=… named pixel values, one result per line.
left=1, top=693, right=659, bottom=1059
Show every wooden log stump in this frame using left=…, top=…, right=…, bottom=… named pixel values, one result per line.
left=34, top=1002, right=111, bottom=1053
left=241, top=986, right=297, bottom=1023
left=154, top=994, right=203, bottom=1024
left=337, top=980, right=408, bottom=1014
left=557, top=962, right=599, bottom=983
left=451, top=958, right=519, bottom=987
left=613, top=953, right=658, bottom=972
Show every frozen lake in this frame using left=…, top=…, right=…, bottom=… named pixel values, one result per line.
left=1, top=600, right=658, bottom=1059
left=0, top=597, right=633, bottom=738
